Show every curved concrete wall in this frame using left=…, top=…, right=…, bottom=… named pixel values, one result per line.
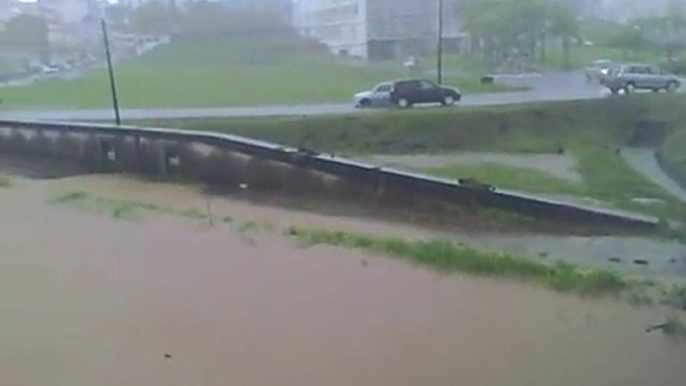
left=0, top=119, right=659, bottom=232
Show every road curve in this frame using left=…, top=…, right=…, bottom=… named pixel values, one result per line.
left=0, top=72, right=609, bottom=121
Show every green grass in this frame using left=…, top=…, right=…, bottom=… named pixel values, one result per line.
left=285, top=226, right=630, bottom=296
left=660, top=126, right=686, bottom=182
left=664, top=314, right=686, bottom=335
left=137, top=95, right=686, bottom=154
left=49, top=190, right=208, bottom=220
left=418, top=162, right=585, bottom=196
left=0, top=175, right=10, bottom=188
left=574, top=146, right=686, bottom=219
left=48, top=190, right=236, bottom=227
left=0, top=40, right=518, bottom=110
left=417, top=146, right=686, bottom=220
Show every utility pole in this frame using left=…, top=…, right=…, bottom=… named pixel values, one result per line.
left=437, top=0, right=444, bottom=85
left=101, top=18, right=121, bottom=125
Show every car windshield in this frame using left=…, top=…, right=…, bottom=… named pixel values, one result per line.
left=592, top=60, right=612, bottom=69
left=3, top=1, right=686, bottom=386
left=374, top=83, right=392, bottom=92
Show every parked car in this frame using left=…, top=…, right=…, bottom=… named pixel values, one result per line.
left=601, top=64, right=681, bottom=94
left=585, top=59, right=613, bottom=83
left=390, top=79, right=461, bottom=108
left=353, top=82, right=393, bottom=108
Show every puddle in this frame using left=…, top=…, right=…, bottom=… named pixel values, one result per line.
left=2, top=175, right=686, bottom=386
left=364, top=152, right=581, bottom=182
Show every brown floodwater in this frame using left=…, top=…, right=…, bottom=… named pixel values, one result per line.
left=2, top=175, right=686, bottom=386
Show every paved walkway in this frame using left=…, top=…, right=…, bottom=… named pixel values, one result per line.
left=621, top=147, right=686, bottom=204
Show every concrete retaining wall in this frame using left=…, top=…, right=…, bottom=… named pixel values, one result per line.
left=0, top=120, right=659, bottom=232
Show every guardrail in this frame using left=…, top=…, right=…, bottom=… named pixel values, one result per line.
left=0, top=119, right=659, bottom=232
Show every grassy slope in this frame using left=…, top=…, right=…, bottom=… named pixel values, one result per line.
left=137, top=96, right=679, bottom=153
left=661, top=126, right=686, bottom=181
left=0, top=40, right=516, bottom=109
left=417, top=163, right=585, bottom=196
left=135, top=95, right=686, bottom=220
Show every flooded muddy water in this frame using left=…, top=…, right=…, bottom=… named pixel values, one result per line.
left=2, top=174, right=686, bottom=386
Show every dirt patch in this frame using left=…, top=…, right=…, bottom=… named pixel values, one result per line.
left=365, top=152, right=582, bottom=182
left=2, top=178, right=686, bottom=386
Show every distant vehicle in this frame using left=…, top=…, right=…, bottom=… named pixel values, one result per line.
left=40, top=65, right=59, bottom=74
left=601, top=64, right=682, bottom=94
left=353, top=82, right=393, bottom=108
left=585, top=59, right=613, bottom=83
left=390, top=79, right=461, bottom=108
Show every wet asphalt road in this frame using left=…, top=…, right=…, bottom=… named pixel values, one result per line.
left=0, top=71, right=611, bottom=122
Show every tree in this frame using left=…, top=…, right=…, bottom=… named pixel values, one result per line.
left=638, top=15, right=686, bottom=64
left=0, top=14, right=50, bottom=61
left=105, top=3, right=133, bottom=31
left=607, top=22, right=650, bottom=59
left=457, top=0, right=578, bottom=70
left=182, top=1, right=292, bottom=39
left=130, top=0, right=175, bottom=34
left=547, top=3, right=581, bottom=68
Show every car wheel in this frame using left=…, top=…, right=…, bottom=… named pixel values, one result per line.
left=624, top=82, right=636, bottom=94
left=442, top=95, right=455, bottom=106
left=397, top=98, right=411, bottom=108
left=610, top=88, right=619, bottom=95
left=667, top=81, right=678, bottom=92
left=359, top=98, right=372, bottom=108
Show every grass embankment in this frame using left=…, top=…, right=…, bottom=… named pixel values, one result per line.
left=286, top=226, right=629, bottom=296
left=0, top=39, right=515, bottom=110
left=137, top=95, right=686, bottom=221
left=418, top=163, right=584, bottom=196
left=48, top=190, right=252, bottom=227
left=415, top=145, right=686, bottom=219
left=660, top=127, right=686, bottom=185
left=138, top=96, right=685, bottom=153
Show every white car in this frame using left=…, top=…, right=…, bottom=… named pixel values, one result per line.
left=40, top=65, right=60, bottom=74
left=353, top=82, right=393, bottom=108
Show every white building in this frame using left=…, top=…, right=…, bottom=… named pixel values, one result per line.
left=292, top=0, right=464, bottom=60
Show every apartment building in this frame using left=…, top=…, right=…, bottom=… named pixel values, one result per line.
left=292, top=0, right=463, bottom=60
